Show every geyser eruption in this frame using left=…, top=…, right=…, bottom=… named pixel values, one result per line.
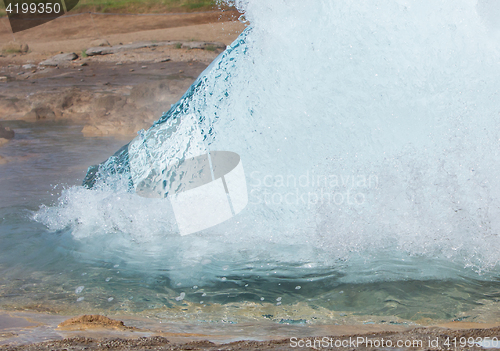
left=37, top=0, right=500, bottom=292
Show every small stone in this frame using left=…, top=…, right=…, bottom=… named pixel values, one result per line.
left=141, top=66, right=147, bottom=69
left=0, top=76, right=7, bottom=82
left=22, top=64, right=36, bottom=70
left=154, top=58, right=171, bottom=63
left=80, top=62, right=88, bottom=66
left=130, top=69, right=134, bottom=72
left=39, top=53, right=78, bottom=66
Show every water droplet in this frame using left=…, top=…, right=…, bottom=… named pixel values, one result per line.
left=193, top=285, right=198, bottom=289
left=175, top=292, right=186, bottom=301
left=295, top=286, right=301, bottom=290
left=202, top=293, right=207, bottom=297
left=221, top=277, right=227, bottom=281
left=260, top=297, right=265, bottom=301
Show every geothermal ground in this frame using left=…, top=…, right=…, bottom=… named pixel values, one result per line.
left=2, top=7, right=500, bottom=351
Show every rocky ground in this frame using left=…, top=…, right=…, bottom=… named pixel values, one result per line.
left=0, top=11, right=245, bottom=147
left=0, top=40, right=224, bottom=139
left=2, top=314, right=500, bottom=351
left=0, top=47, right=215, bottom=137
left=4, top=9, right=500, bottom=351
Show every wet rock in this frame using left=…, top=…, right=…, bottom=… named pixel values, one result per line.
left=39, top=53, right=78, bottom=67
left=23, top=106, right=56, bottom=121
left=0, top=125, right=14, bottom=139
left=0, top=96, right=30, bottom=119
left=128, top=80, right=172, bottom=108
left=56, top=88, right=91, bottom=111
left=89, top=38, right=111, bottom=47
left=94, top=94, right=126, bottom=114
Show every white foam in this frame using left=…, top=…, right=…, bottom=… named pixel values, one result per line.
left=35, top=0, right=500, bottom=285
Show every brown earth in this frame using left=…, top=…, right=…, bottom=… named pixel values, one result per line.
left=2, top=313, right=500, bottom=350
left=0, top=10, right=246, bottom=139
left=58, top=315, right=136, bottom=331
left=4, top=315, right=500, bottom=351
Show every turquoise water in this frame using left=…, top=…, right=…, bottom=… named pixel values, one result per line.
left=3, top=0, right=500, bottom=325
left=1, top=121, right=500, bottom=324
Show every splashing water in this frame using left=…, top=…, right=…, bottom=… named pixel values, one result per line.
left=32, top=0, right=500, bottom=321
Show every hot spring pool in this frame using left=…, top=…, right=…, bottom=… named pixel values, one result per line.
left=2, top=0, right=500, bottom=327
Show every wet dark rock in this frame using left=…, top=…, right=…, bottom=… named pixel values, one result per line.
left=0, top=125, right=14, bottom=139
left=23, top=106, right=56, bottom=121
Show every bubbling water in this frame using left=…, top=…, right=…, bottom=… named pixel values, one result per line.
left=36, top=0, right=500, bottom=289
